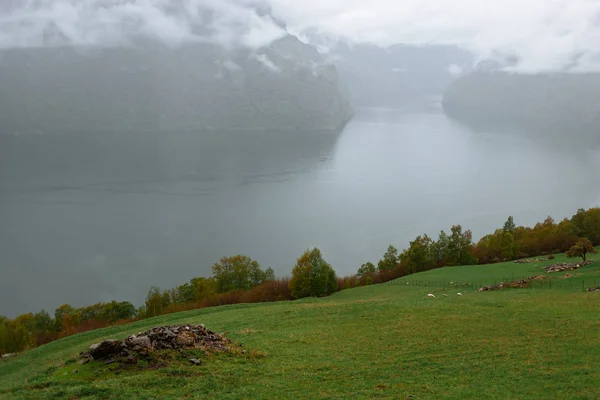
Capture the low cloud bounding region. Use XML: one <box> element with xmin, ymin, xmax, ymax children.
<box><xmin>447</xmin><ymin>64</ymin><xmax>463</xmax><ymax>76</ymax></box>
<box><xmin>1</xmin><ymin>0</ymin><xmax>599</xmax><ymax>72</ymax></box>
<box><xmin>0</xmin><ymin>0</ymin><xmax>286</xmax><ymax>49</ymax></box>
<box><xmin>267</xmin><ymin>0</ymin><xmax>600</xmax><ymax>73</ymax></box>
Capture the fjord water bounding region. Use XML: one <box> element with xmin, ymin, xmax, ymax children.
<box><xmin>1</xmin><ymin>105</ymin><xmax>598</xmax><ymax>316</ymax></box>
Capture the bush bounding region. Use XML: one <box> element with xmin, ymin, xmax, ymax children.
<box><xmin>289</xmin><ymin>248</ymin><xmax>338</xmax><ymax>299</ymax></box>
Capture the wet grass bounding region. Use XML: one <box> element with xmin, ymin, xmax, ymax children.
<box><xmin>1</xmin><ymin>255</ymin><xmax>600</xmax><ymax>399</ymax></box>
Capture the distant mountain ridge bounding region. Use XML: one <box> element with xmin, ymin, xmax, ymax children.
<box><xmin>442</xmin><ymin>69</ymin><xmax>600</xmax><ymax>139</ymax></box>
<box><xmin>321</xmin><ymin>41</ymin><xmax>473</xmax><ymax>107</ymax></box>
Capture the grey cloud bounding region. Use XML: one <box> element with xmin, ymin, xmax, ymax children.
<box><xmin>266</xmin><ymin>0</ymin><xmax>600</xmax><ymax>73</ymax></box>
<box><xmin>0</xmin><ymin>0</ymin><xmax>286</xmax><ymax>49</ymax></box>
<box><xmin>1</xmin><ymin>0</ymin><xmax>599</xmax><ymax>72</ymax></box>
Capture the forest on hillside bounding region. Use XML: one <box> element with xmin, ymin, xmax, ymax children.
<box><xmin>1</xmin><ymin>207</ymin><xmax>599</xmax><ymax>356</ymax></box>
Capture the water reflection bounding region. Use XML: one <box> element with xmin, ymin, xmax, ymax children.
<box><xmin>0</xmin><ymin>128</ymin><xmax>341</xmax><ymax>315</ymax></box>
<box><xmin>1</xmin><ymin>109</ymin><xmax>599</xmax><ymax>316</ymax></box>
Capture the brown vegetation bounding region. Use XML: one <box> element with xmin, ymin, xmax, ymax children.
<box><xmin>1</xmin><ymin>207</ymin><xmax>599</xmax><ymax>357</ymax></box>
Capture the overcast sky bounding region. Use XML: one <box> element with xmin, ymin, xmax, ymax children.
<box><xmin>1</xmin><ymin>0</ymin><xmax>599</xmax><ymax>72</ymax></box>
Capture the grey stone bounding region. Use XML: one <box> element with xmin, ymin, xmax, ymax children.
<box><xmin>89</xmin><ymin>340</ymin><xmax>122</xmax><ymax>360</ymax></box>
<box><xmin>129</xmin><ymin>335</ymin><xmax>152</xmax><ymax>350</ymax></box>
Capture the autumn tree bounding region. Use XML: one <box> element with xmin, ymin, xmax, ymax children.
<box><xmin>377</xmin><ymin>245</ymin><xmax>399</xmax><ymax>271</ymax></box>
<box><xmin>32</xmin><ymin>310</ymin><xmax>54</xmax><ymax>335</ymax></box>
<box><xmin>212</xmin><ymin>255</ymin><xmax>274</xmax><ymax>293</ymax></box>
<box><xmin>553</xmin><ymin>219</ymin><xmax>579</xmax><ymax>252</ymax></box>
<box><xmin>173</xmin><ymin>283</ymin><xmax>195</xmax><ymax>304</ymax></box>
<box><xmin>145</xmin><ymin>286</ymin><xmax>163</xmax><ymax>318</ymax></box>
<box><xmin>431</xmin><ymin>230</ymin><xmax>450</xmax><ymax>267</ymax></box>
<box><xmin>0</xmin><ymin>317</ymin><xmax>35</xmax><ymax>353</ymax></box>
<box><xmin>503</xmin><ymin>216</ymin><xmax>516</xmax><ymax>233</ymax></box>
<box><xmin>571</xmin><ymin>208</ymin><xmax>600</xmax><ymax>245</ymax></box>
<box><xmin>357</xmin><ymin>262</ymin><xmax>376</xmax><ymax>277</ymax></box>
<box><xmin>501</xmin><ymin>231</ymin><xmax>517</xmax><ymax>261</ymax></box>
<box><xmin>190</xmin><ymin>277</ymin><xmax>218</xmax><ymax>302</ymax></box>
<box><xmin>101</xmin><ymin>301</ymin><xmax>136</xmax><ymax>322</ymax></box>
<box><xmin>532</xmin><ymin>216</ymin><xmax>558</xmax><ymax>254</ymax></box>
<box><xmin>54</xmin><ymin>304</ymin><xmax>78</xmax><ymax>334</ymax></box>
<box><xmin>0</xmin><ymin>320</ymin><xmax>7</xmax><ymax>355</ymax></box>
<box><xmin>161</xmin><ymin>290</ymin><xmax>172</xmax><ymax>308</ymax></box>
<box><xmin>447</xmin><ymin>225</ymin><xmax>478</xmax><ymax>265</ymax></box>
<box><xmin>566</xmin><ymin>238</ymin><xmax>596</xmax><ymax>262</ymax></box>
<box><xmin>400</xmin><ymin>234</ymin><xmax>434</xmax><ymax>274</ymax></box>
<box><xmin>474</xmin><ymin>231</ymin><xmax>503</xmax><ymax>264</ymax></box>
<box><xmin>289</xmin><ymin>248</ymin><xmax>337</xmax><ymax>299</ymax></box>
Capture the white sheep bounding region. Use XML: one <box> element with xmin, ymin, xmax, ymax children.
<box><xmin>427</xmin><ymin>293</ymin><xmax>436</xmax><ymax>298</ymax></box>
<box><xmin>457</xmin><ymin>293</ymin><xmax>463</xmax><ymax>296</ymax></box>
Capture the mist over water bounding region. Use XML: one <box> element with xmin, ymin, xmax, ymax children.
<box><xmin>1</xmin><ymin>105</ymin><xmax>598</xmax><ymax>316</ymax></box>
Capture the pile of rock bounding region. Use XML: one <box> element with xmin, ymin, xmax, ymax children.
<box><xmin>514</xmin><ymin>258</ymin><xmax>548</xmax><ymax>264</ymax></box>
<box><xmin>544</xmin><ymin>261</ymin><xmax>594</xmax><ymax>273</ymax></box>
<box><xmin>83</xmin><ymin>324</ymin><xmax>231</xmax><ymax>362</ymax></box>
<box><xmin>587</xmin><ymin>286</ymin><xmax>600</xmax><ymax>292</ymax></box>
<box><xmin>478</xmin><ymin>278</ymin><xmax>531</xmax><ymax>292</ymax></box>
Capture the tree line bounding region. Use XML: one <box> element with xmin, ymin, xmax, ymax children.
<box><xmin>1</xmin><ymin>207</ymin><xmax>599</xmax><ymax>356</ymax></box>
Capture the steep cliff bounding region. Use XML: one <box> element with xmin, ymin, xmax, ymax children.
<box><xmin>0</xmin><ymin>35</ymin><xmax>353</xmax><ymax>134</ymax></box>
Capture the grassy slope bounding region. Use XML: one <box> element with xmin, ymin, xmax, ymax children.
<box><xmin>1</xmin><ymin>253</ymin><xmax>600</xmax><ymax>400</ymax></box>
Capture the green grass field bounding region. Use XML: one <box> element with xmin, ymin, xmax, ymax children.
<box><xmin>2</xmin><ymin>253</ymin><xmax>600</xmax><ymax>399</ymax></box>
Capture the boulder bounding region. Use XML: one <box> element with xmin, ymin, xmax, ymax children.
<box><xmin>88</xmin><ymin>340</ymin><xmax>122</xmax><ymax>360</ymax></box>
<box><xmin>127</xmin><ymin>335</ymin><xmax>152</xmax><ymax>351</ymax></box>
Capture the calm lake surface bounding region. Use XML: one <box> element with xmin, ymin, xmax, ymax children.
<box><xmin>1</xmin><ymin>105</ymin><xmax>599</xmax><ymax>316</ymax></box>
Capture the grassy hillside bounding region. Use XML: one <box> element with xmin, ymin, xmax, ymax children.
<box><xmin>2</xmin><ymin>254</ymin><xmax>600</xmax><ymax>399</ymax></box>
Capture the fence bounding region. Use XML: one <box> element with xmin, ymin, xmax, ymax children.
<box><xmin>388</xmin><ymin>277</ymin><xmax>599</xmax><ymax>292</ymax></box>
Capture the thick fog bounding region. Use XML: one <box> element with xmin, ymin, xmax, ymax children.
<box><xmin>2</xmin><ymin>0</ymin><xmax>599</xmax><ymax>72</ymax></box>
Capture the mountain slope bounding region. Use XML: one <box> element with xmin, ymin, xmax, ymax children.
<box><xmin>0</xmin><ymin>35</ymin><xmax>353</xmax><ymax>134</ymax></box>
<box><xmin>1</xmin><ymin>254</ymin><xmax>599</xmax><ymax>399</ymax></box>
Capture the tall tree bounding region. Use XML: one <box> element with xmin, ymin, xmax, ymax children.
<box><xmin>571</xmin><ymin>208</ymin><xmax>600</xmax><ymax>245</ymax></box>
<box><xmin>190</xmin><ymin>277</ymin><xmax>218</xmax><ymax>302</ymax></box>
<box><xmin>501</xmin><ymin>232</ymin><xmax>517</xmax><ymax>261</ymax></box>
<box><xmin>289</xmin><ymin>248</ymin><xmax>337</xmax><ymax>299</ymax></box>
<box><xmin>400</xmin><ymin>234</ymin><xmax>434</xmax><ymax>274</ymax></box>
<box><xmin>54</xmin><ymin>304</ymin><xmax>77</xmax><ymax>333</ymax></box>
<box><xmin>144</xmin><ymin>286</ymin><xmax>163</xmax><ymax>318</ymax></box>
<box><xmin>32</xmin><ymin>310</ymin><xmax>54</xmax><ymax>335</ymax></box>
<box><xmin>377</xmin><ymin>245</ymin><xmax>399</xmax><ymax>271</ymax></box>
<box><xmin>161</xmin><ymin>290</ymin><xmax>172</xmax><ymax>308</ymax></box>
<box><xmin>431</xmin><ymin>230</ymin><xmax>450</xmax><ymax>266</ymax></box>
<box><xmin>357</xmin><ymin>262</ymin><xmax>376</xmax><ymax>277</ymax></box>
<box><xmin>503</xmin><ymin>216</ymin><xmax>516</xmax><ymax>233</ymax></box>
<box><xmin>447</xmin><ymin>225</ymin><xmax>478</xmax><ymax>265</ymax></box>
